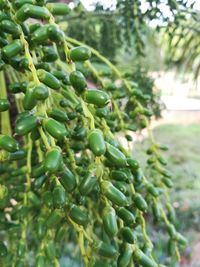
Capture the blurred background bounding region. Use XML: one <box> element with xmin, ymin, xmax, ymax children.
<box><xmin>55</xmin><ymin>0</ymin><xmax>200</xmax><ymax>266</ymax></box>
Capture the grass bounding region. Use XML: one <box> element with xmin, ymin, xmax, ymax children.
<box><xmin>134</xmin><ymin>123</ymin><xmax>200</xmax><ymax>266</ymax></box>
<box><xmin>152</xmin><ymin>124</ymin><xmax>200</xmax><ymax>190</ymax></box>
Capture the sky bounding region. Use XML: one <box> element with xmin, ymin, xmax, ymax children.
<box><xmin>80</xmin><ymin>0</ymin><xmax>117</xmax><ymax>10</ymax></box>
<box><xmin>80</xmin><ymin>0</ymin><xmax>200</xmax><ymax>11</ymax></box>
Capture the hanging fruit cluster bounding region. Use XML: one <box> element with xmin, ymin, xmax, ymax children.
<box><xmin>0</xmin><ymin>1</ymin><xmax>187</xmax><ymax>266</ymax></box>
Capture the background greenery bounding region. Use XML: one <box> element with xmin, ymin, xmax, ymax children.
<box><xmin>134</xmin><ymin>123</ymin><xmax>200</xmax><ymax>266</ymax></box>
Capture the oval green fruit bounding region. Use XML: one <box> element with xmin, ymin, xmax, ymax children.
<box><xmin>105</xmin><ymin>143</ymin><xmax>127</xmax><ymax>167</ymax></box>
<box><xmin>14</xmin><ymin>0</ymin><xmax>34</xmax><ymax>9</ymax></box>
<box><xmin>47</xmin><ymin>109</ymin><xmax>68</xmax><ymax>122</ymax></box>
<box><xmin>133</xmin><ymin>249</ymin><xmax>157</xmax><ymax>267</ymax></box>
<box><xmin>45</xmin><ymin>240</ymin><xmax>56</xmax><ymax>260</ymax></box>
<box><xmin>114</xmin><ymin>181</ymin><xmax>128</xmax><ymax>195</ymax></box>
<box><xmin>160</xmin><ymin>169</ymin><xmax>172</xmax><ymax>178</ymax></box>
<box><xmin>43</xmin><ymin>191</ymin><xmax>53</xmax><ymax>208</ymax></box>
<box><xmin>36</xmin><ymin>63</ymin><xmax>50</xmax><ymax>72</ymax></box>
<box><xmin>69</xmin><ymin>204</ymin><xmax>88</xmax><ymax>227</ymax></box>
<box><xmin>101</xmin><ymin>180</ymin><xmax>127</xmax><ymax>206</ymax></box>
<box><xmin>44</xmin><ymin>147</ymin><xmax>62</xmax><ymax>173</ymax></box>
<box><xmin>0</xmin><ymin>19</ymin><xmax>20</xmax><ymax>35</ymax></box>
<box><xmin>9</xmin><ymin>149</ymin><xmax>26</xmax><ymax>161</ymax></box>
<box><xmin>2</xmin><ymin>40</ymin><xmax>23</xmax><ymax>59</ymax></box>
<box><xmin>168</xmin><ymin>238</ymin><xmax>176</xmax><ymax>256</ymax></box>
<box><xmin>33</xmin><ymin>85</ymin><xmax>49</xmax><ymax>101</ymax></box>
<box><xmin>53</xmin><ymin>184</ymin><xmax>66</xmax><ymax>208</ymax></box>
<box><xmin>162</xmin><ymin>177</ymin><xmax>173</xmax><ymax>188</ymax></box>
<box><xmin>126</xmin><ymin>158</ymin><xmax>139</xmax><ymax>170</ymax></box>
<box><xmin>42</xmin><ymin>47</ymin><xmax>58</xmax><ymax>62</ymax></box>
<box><xmin>117</xmin><ymin>244</ymin><xmax>132</xmax><ymax>267</ymax></box>
<box><xmin>166</xmin><ymin>223</ymin><xmax>176</xmax><ymax>238</ymax></box>
<box><xmin>23</xmin><ymin>88</ymin><xmax>37</xmax><ymax>110</ymax></box>
<box><xmin>35</xmin><ymin>254</ymin><xmax>45</xmax><ymax>267</ymax></box>
<box><xmin>46</xmin><ymin>3</ymin><xmax>70</xmax><ymax>15</ymax></box>
<box><xmin>152</xmin><ymin>202</ymin><xmax>161</xmax><ymax>222</ymax></box>
<box><xmin>95</xmin><ymin>106</ymin><xmax>109</xmax><ymax>118</ymax></box>
<box><xmin>166</xmin><ymin>203</ymin><xmax>176</xmax><ymax>224</ymax></box>
<box><xmin>17</xmin><ymin>241</ymin><xmax>26</xmax><ymax>257</ymax></box>
<box><xmin>134</xmin><ymin>193</ymin><xmax>148</xmax><ymax>212</ymax></box>
<box><xmin>111</xmin><ymin>170</ymin><xmax>128</xmax><ymax>181</ymax></box>
<box><xmin>27</xmin><ymin>191</ymin><xmax>40</xmax><ymax>206</ymax></box>
<box><xmin>45</xmin><ymin>209</ymin><xmax>62</xmax><ymax>228</ymax></box>
<box><xmin>30</xmin><ymin>127</ymin><xmax>40</xmax><ymax>141</ymax></box>
<box><xmin>88</xmin><ymin>129</ymin><xmax>106</xmax><ymax>156</ymax></box>
<box><xmin>59</xmin><ymin>99</ymin><xmax>70</xmax><ymax>108</ymax></box>
<box><xmin>79</xmin><ymin>174</ymin><xmax>96</xmax><ymax>195</ymax></box>
<box><xmin>102</xmin><ymin>206</ymin><xmax>118</xmax><ymax>238</ymax></box>
<box><xmin>135</xmin><ymin>168</ymin><xmax>143</xmax><ymax>183</ymax></box>
<box><xmin>37</xmin><ymin>69</ymin><xmax>61</xmax><ymax>90</ymax></box>
<box><xmin>120</xmin><ymin>227</ymin><xmax>135</xmax><ymax>244</ymax></box>
<box><xmin>16</xmin><ymin>4</ymin><xmax>50</xmax><ymax>22</ymax></box>
<box><xmin>47</xmin><ymin>25</ymin><xmax>64</xmax><ymax>42</ymax></box>
<box><xmin>117</xmin><ymin>207</ymin><xmax>135</xmax><ymax>226</ymax></box>
<box><xmin>70</xmin><ymin>46</ymin><xmax>91</xmax><ymax>62</ymax></box>
<box><xmin>147</xmin><ymin>184</ymin><xmax>160</xmax><ymax>197</ymax></box>
<box><xmin>31</xmin><ymin>25</ymin><xmax>49</xmax><ymax>44</ymax></box>
<box><xmin>60</xmin><ymin>167</ymin><xmax>76</xmax><ymax>192</ymax></box>
<box><xmin>85</xmin><ymin>89</ymin><xmax>110</xmax><ymax>107</ymax></box>
<box><xmin>36</xmin><ymin>217</ymin><xmax>45</xmax><ymax>238</ymax></box>
<box><xmin>93</xmin><ymin>240</ymin><xmax>118</xmax><ymax>258</ymax></box>
<box><xmin>0</xmin><ymin>99</ymin><xmax>10</xmax><ymax>112</ymax></box>
<box><xmin>0</xmin><ymin>135</ymin><xmax>19</xmax><ymax>152</ymax></box>
<box><xmin>72</xmin><ymin>127</ymin><xmax>87</xmax><ymax>141</ymax></box>
<box><xmin>9</xmin><ymin>81</ymin><xmax>27</xmax><ymax>94</ymax></box>
<box><xmin>15</xmin><ymin>115</ymin><xmax>38</xmax><ymax>136</ymax></box>
<box><xmin>125</xmin><ymin>134</ymin><xmax>133</xmax><ymax>141</ymax></box>
<box><xmin>44</xmin><ymin>118</ymin><xmax>67</xmax><ymax>140</ymax></box>
<box><xmin>69</xmin><ymin>71</ymin><xmax>87</xmax><ymax>93</ymax></box>
<box><xmin>175</xmin><ymin>232</ymin><xmax>187</xmax><ymax>246</ymax></box>
<box><xmin>32</xmin><ymin>162</ymin><xmax>45</xmax><ymax>178</ymax></box>
<box><xmin>33</xmin><ymin>175</ymin><xmax>47</xmax><ymax>190</ymax></box>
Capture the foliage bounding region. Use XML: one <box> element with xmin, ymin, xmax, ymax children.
<box><xmin>0</xmin><ymin>1</ymin><xmax>188</xmax><ymax>267</ymax></box>
<box><xmin>164</xmin><ymin>4</ymin><xmax>200</xmax><ymax>79</ymax></box>
<box><xmin>66</xmin><ymin>4</ymin><xmax>119</xmax><ymax>61</ymax></box>
<box><xmin>123</xmin><ymin>66</ymin><xmax>164</xmax><ymax>118</ymax></box>
<box><xmin>66</xmin><ymin>0</ymin><xmax>193</xmax><ymax>57</ymax></box>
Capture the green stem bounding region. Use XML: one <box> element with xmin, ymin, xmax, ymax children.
<box><xmin>0</xmin><ymin>71</ymin><xmax>11</xmax><ymax>135</ymax></box>
<box><xmin>81</xmin><ymin>99</ymin><xmax>95</xmax><ymax>130</ymax></box>
<box><xmin>38</xmin><ymin>127</ymin><xmax>51</xmax><ymax>151</ymax></box>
